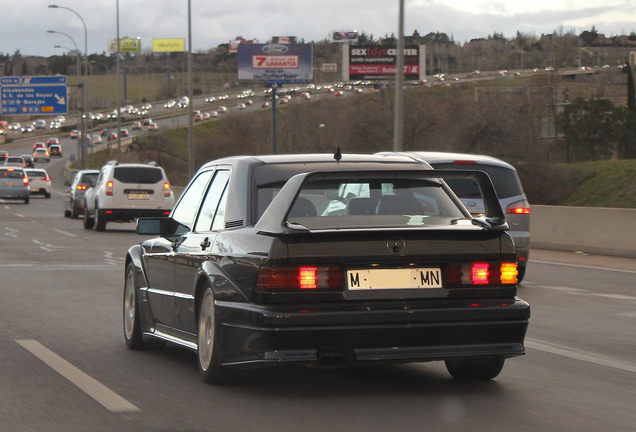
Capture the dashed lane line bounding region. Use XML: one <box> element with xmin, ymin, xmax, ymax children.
<box><xmin>16</xmin><ymin>340</ymin><xmax>140</xmax><ymax>414</ymax></box>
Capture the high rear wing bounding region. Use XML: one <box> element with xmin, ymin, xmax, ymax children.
<box><xmin>254</xmin><ymin>169</ymin><xmax>507</xmax><ymax>235</ymax></box>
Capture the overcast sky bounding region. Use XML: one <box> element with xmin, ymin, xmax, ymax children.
<box><xmin>3</xmin><ymin>0</ymin><xmax>635</xmax><ymax>57</ymax></box>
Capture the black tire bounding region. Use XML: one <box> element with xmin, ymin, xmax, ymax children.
<box><xmin>94</xmin><ymin>208</ymin><xmax>107</xmax><ymax>231</ymax></box>
<box><xmin>64</xmin><ymin>207</ymin><xmax>71</xmax><ymax>218</ymax></box>
<box><xmin>45</xmin><ymin>193</ymin><xmax>51</xmax><ymax>199</ymax></box>
<box><xmin>197</xmin><ymin>286</ymin><xmax>228</xmax><ymax>384</ymax></box>
<box><xmin>83</xmin><ymin>208</ymin><xmax>95</xmax><ymax>229</ymax></box>
<box><xmin>70</xmin><ymin>203</ymin><xmax>80</xmax><ymax>219</ymax></box>
<box><xmin>445</xmin><ymin>357</ymin><xmax>505</xmax><ymax>380</ymax></box>
<box><xmin>123</xmin><ymin>263</ymin><xmax>145</xmax><ymax>349</ymax></box>
<box><xmin>24</xmin><ymin>196</ymin><xmax>29</xmax><ymax>204</ymax></box>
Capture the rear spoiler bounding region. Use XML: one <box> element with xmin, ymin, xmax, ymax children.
<box><xmin>254</xmin><ymin>169</ymin><xmax>507</xmax><ymax>235</ymax></box>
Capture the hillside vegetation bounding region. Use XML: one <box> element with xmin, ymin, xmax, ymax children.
<box><xmin>87</xmin><ymin>72</ymin><xmax>635</xmax><ymax>209</ymax></box>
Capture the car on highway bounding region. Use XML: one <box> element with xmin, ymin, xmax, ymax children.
<box><xmin>131</xmin><ymin>122</ymin><xmax>142</xmax><ymax>130</ymax></box>
<box><xmin>4</xmin><ymin>156</ymin><xmax>26</xmax><ymax>168</ymax></box>
<box><xmin>64</xmin><ymin>169</ymin><xmax>100</xmax><ymax>218</ymax></box>
<box><xmin>378</xmin><ymin>151</ymin><xmax>531</xmax><ymax>281</ymax></box>
<box><xmin>49</xmin><ymin>144</ymin><xmax>63</xmax><ymax>157</ymax></box>
<box><xmin>123</xmin><ymin>153</ymin><xmax>529</xmax><ymax>384</ymax></box>
<box><xmin>0</xmin><ymin>150</ymin><xmax>8</xmax><ymax>163</ymax></box>
<box><xmin>21</xmin><ymin>154</ymin><xmax>35</xmax><ymax>168</ymax></box>
<box><xmin>147</xmin><ymin>122</ymin><xmax>158</xmax><ymax>131</ymax></box>
<box><xmin>25</xmin><ymin>168</ymin><xmax>52</xmax><ymax>198</ymax></box>
<box><xmin>33</xmin><ymin>142</ymin><xmax>46</xmax><ymax>151</ymax></box>
<box><xmin>84</xmin><ymin>161</ymin><xmax>175</xmax><ymax>231</ymax></box>
<box><xmin>46</xmin><ymin>137</ymin><xmax>59</xmax><ymax>147</ymax></box>
<box><xmin>120</xmin><ymin>129</ymin><xmax>129</xmax><ymax>137</ymax></box>
<box><xmin>70</xmin><ymin>129</ymin><xmax>81</xmax><ymax>139</ymax></box>
<box><xmin>0</xmin><ymin>166</ymin><xmax>30</xmax><ymax>204</ymax></box>
<box><xmin>33</xmin><ymin>148</ymin><xmax>50</xmax><ymax>163</ymax></box>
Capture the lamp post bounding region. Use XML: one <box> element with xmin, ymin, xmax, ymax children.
<box><xmin>49</xmin><ymin>4</ymin><xmax>89</xmax><ymax>169</ymax></box>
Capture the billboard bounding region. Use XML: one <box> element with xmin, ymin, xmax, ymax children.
<box><xmin>347</xmin><ymin>45</ymin><xmax>423</xmax><ymax>81</ymax></box>
<box><xmin>237</xmin><ymin>43</ymin><xmax>312</xmax><ymax>84</ymax></box>
<box><xmin>229</xmin><ymin>39</ymin><xmax>258</xmax><ymax>54</ymax></box>
<box><xmin>153</xmin><ymin>38</ymin><xmax>185</xmax><ymax>52</ymax></box>
<box><xmin>332</xmin><ymin>31</ymin><xmax>358</xmax><ymax>43</ymax></box>
<box><xmin>108</xmin><ymin>37</ymin><xmax>142</xmax><ymax>53</ymax></box>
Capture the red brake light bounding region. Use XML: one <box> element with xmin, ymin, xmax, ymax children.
<box><xmin>471</xmin><ymin>263</ymin><xmax>490</xmax><ymax>285</ymax></box>
<box><xmin>44</xmin><ymin>176</ymin><xmax>50</xmax><ymax>181</ymax></box>
<box><xmin>163</xmin><ymin>182</ymin><xmax>171</xmax><ymax>197</ymax></box>
<box><xmin>256</xmin><ymin>266</ymin><xmax>344</xmax><ymax>291</ymax></box>
<box><xmin>77</xmin><ymin>184</ymin><xmax>87</xmax><ymax>190</ymax></box>
<box><xmin>106</xmin><ymin>180</ymin><xmax>114</xmax><ymax>196</ymax></box>
<box><xmin>445</xmin><ymin>262</ymin><xmax>518</xmax><ymax>286</ymax></box>
<box><xmin>22</xmin><ymin>176</ymin><xmax>29</xmax><ymax>185</ymax></box>
<box><xmin>452</xmin><ymin>160</ymin><xmax>478</xmax><ymax>165</ymax></box>
<box><xmin>507</xmin><ymin>200</ymin><xmax>531</xmax><ymax>214</ymax></box>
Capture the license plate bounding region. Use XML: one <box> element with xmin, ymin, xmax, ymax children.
<box><xmin>30</xmin><ymin>186</ymin><xmax>38</xmax><ymax>191</ymax></box>
<box><xmin>128</xmin><ymin>193</ymin><xmax>150</xmax><ymax>200</ymax></box>
<box><xmin>347</xmin><ymin>268</ymin><xmax>442</xmax><ymax>290</ymax></box>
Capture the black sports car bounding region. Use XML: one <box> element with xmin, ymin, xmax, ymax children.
<box><xmin>124</xmin><ymin>153</ymin><xmax>530</xmax><ymax>383</ymax></box>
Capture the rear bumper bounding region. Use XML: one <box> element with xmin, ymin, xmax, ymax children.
<box><xmin>0</xmin><ymin>189</ymin><xmax>29</xmax><ymax>199</ymax></box>
<box><xmin>215</xmin><ymin>298</ymin><xmax>530</xmax><ymax>367</ymax></box>
<box><xmin>101</xmin><ymin>208</ymin><xmax>172</xmax><ymax>223</ymax></box>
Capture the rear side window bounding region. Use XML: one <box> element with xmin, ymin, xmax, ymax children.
<box><xmin>28</xmin><ymin>171</ymin><xmax>46</xmax><ymax>178</ymax></box>
<box><xmin>113</xmin><ymin>167</ymin><xmax>163</xmax><ymax>184</ymax></box>
<box><xmin>1</xmin><ymin>169</ymin><xmax>23</xmax><ymax>179</ymax></box>
<box><xmin>429</xmin><ymin>163</ymin><xmax>524</xmax><ymax>199</ymax></box>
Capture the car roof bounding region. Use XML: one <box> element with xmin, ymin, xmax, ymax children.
<box><xmin>382</xmin><ymin>151</ymin><xmax>516</xmax><ymax>170</ymax></box>
<box><xmin>200</xmin><ymin>153</ymin><xmax>431</xmax><ymax>171</ymax></box>
<box><xmin>26</xmin><ymin>168</ymin><xmax>47</xmax><ymax>174</ymax></box>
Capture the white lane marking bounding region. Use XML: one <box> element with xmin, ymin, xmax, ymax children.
<box><xmin>531</xmin><ymin>259</ymin><xmax>636</xmax><ymax>275</ymax></box>
<box><xmin>52</xmin><ymin>229</ymin><xmax>78</xmax><ymax>237</ymax></box>
<box><xmin>32</xmin><ymin>239</ymin><xmax>68</xmax><ymax>252</ymax></box>
<box><xmin>16</xmin><ymin>340</ymin><xmax>140</xmax><ymax>414</ymax></box>
<box><xmin>526</xmin><ymin>339</ymin><xmax>636</xmax><ymax>374</ymax></box>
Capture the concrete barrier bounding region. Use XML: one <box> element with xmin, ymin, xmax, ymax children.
<box><xmin>530</xmin><ymin>205</ymin><xmax>636</xmax><ymax>259</ymax></box>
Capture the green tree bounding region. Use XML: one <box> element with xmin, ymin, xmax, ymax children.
<box><xmin>558</xmin><ymin>98</ymin><xmax>621</xmax><ymax>162</ymax></box>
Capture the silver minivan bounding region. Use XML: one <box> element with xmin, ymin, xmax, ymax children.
<box><xmin>379</xmin><ymin>151</ymin><xmax>530</xmax><ymax>282</ymax></box>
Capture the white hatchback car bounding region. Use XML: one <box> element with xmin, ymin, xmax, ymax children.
<box><xmin>25</xmin><ymin>168</ymin><xmax>52</xmax><ymax>198</ymax></box>
<box><xmin>83</xmin><ymin>162</ymin><xmax>175</xmax><ymax>231</ymax></box>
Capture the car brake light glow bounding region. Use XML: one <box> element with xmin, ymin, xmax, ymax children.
<box><xmin>22</xmin><ymin>176</ymin><xmax>29</xmax><ymax>185</ymax></box>
<box><xmin>299</xmin><ymin>267</ymin><xmax>317</xmax><ymax>289</ymax></box>
<box><xmin>449</xmin><ymin>261</ymin><xmax>518</xmax><ymax>286</ymax></box>
<box><xmin>507</xmin><ymin>200</ymin><xmax>531</xmax><ymax>214</ymax></box>
<box><xmin>106</xmin><ymin>181</ymin><xmax>114</xmax><ymax>196</ymax></box>
<box><xmin>77</xmin><ymin>184</ymin><xmax>87</xmax><ymax>190</ymax></box>
<box><xmin>256</xmin><ymin>266</ymin><xmax>344</xmax><ymax>291</ymax></box>
<box><xmin>452</xmin><ymin>160</ymin><xmax>478</xmax><ymax>165</ymax></box>
<box><xmin>471</xmin><ymin>263</ymin><xmax>490</xmax><ymax>285</ymax></box>
<box><xmin>164</xmin><ymin>182</ymin><xmax>171</xmax><ymax>197</ymax></box>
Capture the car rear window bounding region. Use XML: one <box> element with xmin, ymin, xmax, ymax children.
<box><xmin>113</xmin><ymin>167</ymin><xmax>163</xmax><ymax>184</ymax></box>
<box><xmin>1</xmin><ymin>169</ymin><xmax>24</xmax><ymax>179</ymax></box>
<box><xmin>429</xmin><ymin>163</ymin><xmax>524</xmax><ymax>199</ymax></box>
<box><xmin>27</xmin><ymin>171</ymin><xmax>46</xmax><ymax>178</ymax></box>
<box><xmin>80</xmin><ymin>173</ymin><xmax>98</xmax><ymax>185</ymax></box>
<box><xmin>260</xmin><ymin>177</ymin><xmax>469</xmax><ymax>229</ymax></box>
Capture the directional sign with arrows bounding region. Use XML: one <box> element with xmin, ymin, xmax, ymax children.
<box><xmin>1</xmin><ymin>76</ymin><xmax>68</xmax><ymax>115</ymax></box>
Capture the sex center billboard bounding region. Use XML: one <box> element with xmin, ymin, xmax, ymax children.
<box><xmin>238</xmin><ymin>43</ymin><xmax>313</xmax><ymax>84</ymax></box>
<box><xmin>346</xmin><ymin>45</ymin><xmax>425</xmax><ymax>81</ymax></box>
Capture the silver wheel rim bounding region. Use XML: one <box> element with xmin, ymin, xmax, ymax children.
<box><xmin>124</xmin><ymin>270</ymin><xmax>136</xmax><ymax>340</ymax></box>
<box><xmin>198</xmin><ymin>289</ymin><xmax>214</xmax><ymax>371</ymax></box>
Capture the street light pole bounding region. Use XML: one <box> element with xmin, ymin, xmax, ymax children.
<box><xmin>393</xmin><ymin>0</ymin><xmax>405</xmax><ymax>152</ymax></box>
<box><xmin>49</xmin><ymin>4</ymin><xmax>89</xmax><ymax>169</ymax></box>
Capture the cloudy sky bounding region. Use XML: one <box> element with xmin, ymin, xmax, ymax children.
<box><xmin>3</xmin><ymin>0</ymin><xmax>635</xmax><ymax>57</ymax></box>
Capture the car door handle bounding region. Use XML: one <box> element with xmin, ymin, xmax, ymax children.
<box><xmin>200</xmin><ymin>237</ymin><xmax>211</xmax><ymax>251</ymax></box>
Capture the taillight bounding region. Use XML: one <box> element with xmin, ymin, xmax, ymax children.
<box><xmin>256</xmin><ymin>266</ymin><xmax>344</xmax><ymax>291</ymax></box>
<box><xmin>77</xmin><ymin>184</ymin><xmax>87</xmax><ymax>190</ymax></box>
<box><xmin>445</xmin><ymin>262</ymin><xmax>518</xmax><ymax>286</ymax></box>
<box><xmin>106</xmin><ymin>180</ymin><xmax>114</xmax><ymax>196</ymax></box>
<box><xmin>44</xmin><ymin>176</ymin><xmax>50</xmax><ymax>181</ymax></box>
<box><xmin>507</xmin><ymin>200</ymin><xmax>530</xmax><ymax>214</ymax></box>
<box><xmin>22</xmin><ymin>176</ymin><xmax>29</xmax><ymax>185</ymax></box>
<box><xmin>163</xmin><ymin>182</ymin><xmax>171</xmax><ymax>197</ymax></box>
